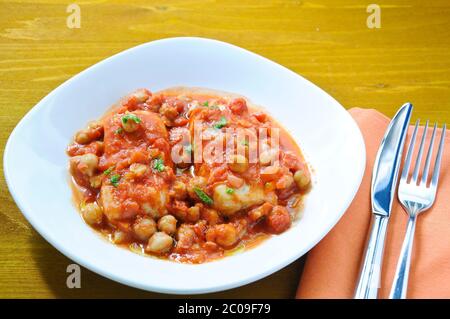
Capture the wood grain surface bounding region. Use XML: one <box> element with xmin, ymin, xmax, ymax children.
<box><xmin>0</xmin><ymin>0</ymin><xmax>449</xmax><ymax>298</ymax></box>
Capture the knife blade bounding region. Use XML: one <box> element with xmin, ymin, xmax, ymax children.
<box><xmin>354</xmin><ymin>102</ymin><xmax>412</xmax><ymax>299</ymax></box>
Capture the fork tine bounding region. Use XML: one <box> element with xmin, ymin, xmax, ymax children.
<box><xmin>421</xmin><ymin>122</ymin><xmax>437</xmax><ymax>185</ymax></box>
<box><xmin>411</xmin><ymin>120</ymin><xmax>429</xmax><ymax>183</ymax></box>
<box><xmin>401</xmin><ymin>120</ymin><xmax>420</xmax><ymax>181</ymax></box>
<box><xmin>430</xmin><ymin>124</ymin><xmax>446</xmax><ymax>189</ymax></box>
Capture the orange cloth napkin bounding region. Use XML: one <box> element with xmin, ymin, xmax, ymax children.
<box><xmin>296</xmin><ymin>107</ymin><xmax>450</xmax><ymax>299</ymax></box>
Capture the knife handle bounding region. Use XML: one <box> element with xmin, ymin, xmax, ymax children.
<box><xmin>354</xmin><ymin>214</ymin><xmax>389</xmax><ymax>299</ymax></box>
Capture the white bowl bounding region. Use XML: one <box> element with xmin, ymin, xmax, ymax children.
<box><xmin>3</xmin><ymin>37</ymin><xmax>365</xmax><ymax>294</ymax></box>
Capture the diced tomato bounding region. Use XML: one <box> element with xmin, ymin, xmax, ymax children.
<box><xmin>129</xmin><ymin>149</ymin><xmax>149</xmax><ymax>164</ymax></box>
<box><xmin>173</xmin><ymin>117</ymin><xmax>189</xmax><ymax>126</ymax></box>
<box><xmin>147</xmin><ymin>94</ymin><xmax>163</xmax><ymax>112</ymax></box>
<box><xmin>266</xmin><ymin>206</ymin><xmax>291</xmax><ymax>234</ymax></box>
<box><xmin>168</xmin><ymin>200</ymin><xmax>189</xmax><ymax>221</ymax></box>
<box><xmin>253</xmin><ymin>112</ymin><xmax>267</xmax><ymax>122</ymax></box>
<box><xmin>260</xmin><ymin>166</ymin><xmax>282</xmax><ymax>182</ymax></box>
<box><xmin>207</xmin><ymin>165</ymin><xmax>228</xmax><ymax>184</ymax></box>
<box><xmin>282</xmin><ymin>152</ymin><xmax>301</xmax><ymax>171</ymax></box>
<box><xmin>229</xmin><ymin>98</ymin><xmax>248</xmax><ymax>115</ymax></box>
<box><xmin>123</xmin><ymin>96</ymin><xmax>138</xmax><ymax>111</ymax></box>
<box><xmin>248</xmin><ymin>202</ymin><xmax>273</xmax><ymax>222</ymax></box>
<box><xmin>67</xmin><ymin>141</ymin><xmax>103</xmax><ymax>157</ymax></box>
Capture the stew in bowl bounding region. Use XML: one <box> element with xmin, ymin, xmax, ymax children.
<box><xmin>67</xmin><ymin>87</ymin><xmax>311</xmax><ymax>263</ymax></box>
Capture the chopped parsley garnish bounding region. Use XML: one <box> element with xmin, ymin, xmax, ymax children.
<box><xmin>103</xmin><ymin>166</ymin><xmax>115</xmax><ymax>175</ymax></box>
<box><xmin>110</xmin><ymin>174</ymin><xmax>121</xmax><ymax>187</ymax></box>
<box><xmin>203</xmin><ymin>101</ymin><xmax>209</xmax><ymax>107</ymax></box>
<box><xmin>121</xmin><ymin>113</ymin><xmax>141</xmax><ymax>125</ymax></box>
<box><xmin>153</xmin><ymin>158</ymin><xmax>165</xmax><ymax>172</ymax></box>
<box><xmin>114</xmin><ymin>128</ymin><xmax>123</xmax><ymax>134</ymax></box>
<box><xmin>213</xmin><ymin>116</ymin><xmax>227</xmax><ymax>129</ymax></box>
<box><xmin>225</xmin><ymin>187</ymin><xmax>235</xmax><ymax>194</ymax></box>
<box><xmin>194</xmin><ymin>187</ymin><xmax>213</xmax><ymax>205</ymax></box>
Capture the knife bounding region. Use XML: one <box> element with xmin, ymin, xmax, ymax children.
<box><xmin>354</xmin><ymin>103</ymin><xmax>412</xmax><ymax>299</ymax></box>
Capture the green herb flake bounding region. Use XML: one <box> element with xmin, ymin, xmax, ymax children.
<box><xmin>110</xmin><ymin>174</ymin><xmax>121</xmax><ymax>187</ymax></box>
<box><xmin>103</xmin><ymin>166</ymin><xmax>115</xmax><ymax>175</ymax></box>
<box><xmin>114</xmin><ymin>128</ymin><xmax>124</xmax><ymax>134</ymax></box>
<box><xmin>213</xmin><ymin>116</ymin><xmax>227</xmax><ymax>129</ymax></box>
<box><xmin>153</xmin><ymin>158</ymin><xmax>165</xmax><ymax>172</ymax></box>
<box><xmin>202</xmin><ymin>101</ymin><xmax>209</xmax><ymax>107</ymax></box>
<box><xmin>194</xmin><ymin>187</ymin><xmax>213</xmax><ymax>205</ymax></box>
<box><xmin>121</xmin><ymin>113</ymin><xmax>141</xmax><ymax>125</ymax></box>
<box><xmin>225</xmin><ymin>187</ymin><xmax>235</xmax><ymax>194</ymax></box>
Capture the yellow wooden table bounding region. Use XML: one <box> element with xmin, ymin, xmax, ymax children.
<box><xmin>1</xmin><ymin>0</ymin><xmax>449</xmax><ymax>298</ymax></box>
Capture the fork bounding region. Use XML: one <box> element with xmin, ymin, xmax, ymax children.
<box><xmin>389</xmin><ymin>120</ymin><xmax>446</xmax><ymax>299</ymax></box>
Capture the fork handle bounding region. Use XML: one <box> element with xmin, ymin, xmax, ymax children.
<box><xmin>354</xmin><ymin>214</ymin><xmax>389</xmax><ymax>299</ymax></box>
<box><xmin>389</xmin><ymin>215</ymin><xmax>417</xmax><ymax>299</ymax></box>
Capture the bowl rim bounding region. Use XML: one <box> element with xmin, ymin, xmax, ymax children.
<box><xmin>3</xmin><ymin>36</ymin><xmax>366</xmax><ymax>294</ymax></box>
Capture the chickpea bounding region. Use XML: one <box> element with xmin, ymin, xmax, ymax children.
<box><xmin>160</xmin><ymin>102</ymin><xmax>179</xmax><ymax>120</ymax></box>
<box><xmin>121</xmin><ymin>113</ymin><xmax>141</xmax><ymax>133</ymax></box>
<box><xmin>141</xmin><ymin>202</ymin><xmax>162</xmax><ymax>219</ymax></box>
<box><xmin>201</xmin><ymin>208</ymin><xmax>220</xmax><ymax>225</ymax></box>
<box><xmin>112</xmin><ymin>230</ymin><xmax>130</xmax><ymax>244</ymax></box>
<box><xmin>227</xmin><ymin>174</ymin><xmax>244</xmax><ymax>188</ymax></box>
<box><xmin>294</xmin><ymin>168</ymin><xmax>311</xmax><ymax>190</ymax></box>
<box><xmin>276</xmin><ymin>174</ymin><xmax>294</xmax><ymax>189</ymax></box>
<box><xmin>75</xmin><ymin>121</ymin><xmax>103</xmax><ymax>144</ymax></box>
<box><xmin>157</xmin><ymin>215</ymin><xmax>177</xmax><ymax>235</ymax></box>
<box><xmin>169</xmin><ymin>200</ymin><xmax>189</xmax><ymax>221</ymax></box>
<box><xmin>87</xmin><ymin>120</ymin><xmax>102</xmax><ymax>131</ymax></box>
<box><xmin>75</xmin><ymin>130</ymin><xmax>90</xmax><ymax>144</ymax></box>
<box><xmin>171</xmin><ymin>180</ymin><xmax>187</xmax><ymax>200</ymax></box>
<box><xmin>204</xmin><ymin>241</ymin><xmax>219</xmax><ymax>252</ymax></box>
<box><xmin>187</xmin><ymin>176</ymin><xmax>207</xmax><ymax>200</ymax></box>
<box><xmin>79</xmin><ymin>153</ymin><xmax>99</xmax><ymax>176</ymax></box>
<box><xmin>71</xmin><ymin>153</ymin><xmax>99</xmax><ymax>177</ymax></box>
<box><xmin>129</xmin><ymin>163</ymin><xmax>148</xmax><ymax>177</ymax></box>
<box><xmin>132</xmin><ymin>89</ymin><xmax>150</xmax><ymax>103</ymax></box>
<box><xmin>148</xmin><ymin>95</ymin><xmax>163</xmax><ymax>112</ymax></box>
<box><xmin>176</xmin><ymin>225</ymin><xmax>196</xmax><ymax>250</ymax></box>
<box><xmin>81</xmin><ymin>202</ymin><xmax>103</xmax><ymax>225</ymax></box>
<box><xmin>228</xmin><ymin>154</ymin><xmax>249</xmax><ymax>173</ymax></box>
<box><xmin>266</xmin><ymin>205</ymin><xmax>291</xmax><ymax>234</ymax></box>
<box><xmin>248</xmin><ymin>202</ymin><xmax>273</xmax><ymax>222</ymax></box>
<box><xmin>133</xmin><ymin>217</ymin><xmax>157</xmax><ymax>241</ymax></box>
<box><xmin>206</xmin><ymin>224</ymin><xmax>238</xmax><ymax>248</ymax></box>
<box><xmin>260</xmin><ymin>165</ymin><xmax>280</xmax><ymax>182</ymax></box>
<box><xmin>186</xmin><ymin>205</ymin><xmax>201</xmax><ymax>222</ymax></box>
<box><xmin>146</xmin><ymin>232</ymin><xmax>173</xmax><ymax>253</ymax></box>
<box><xmin>259</xmin><ymin>149</ymin><xmax>279</xmax><ymax>166</ymax></box>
